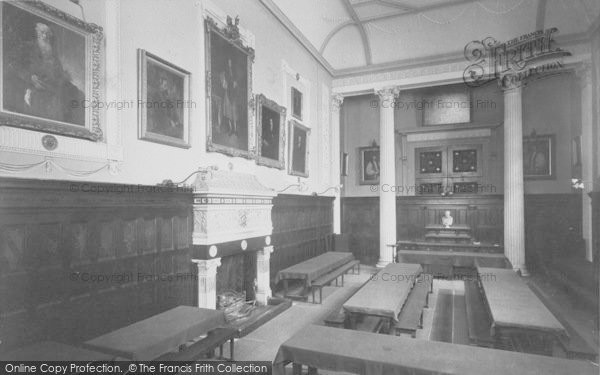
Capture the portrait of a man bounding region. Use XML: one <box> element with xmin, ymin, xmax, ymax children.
<box><xmin>2</xmin><ymin>3</ymin><xmax>86</xmax><ymax>126</ymax></box>
<box><xmin>260</xmin><ymin>107</ymin><xmax>280</xmax><ymax>161</ymax></box>
<box><xmin>523</xmin><ymin>134</ymin><xmax>554</xmax><ymax>179</ymax></box>
<box><xmin>291</xmin><ymin>87</ymin><xmax>303</xmax><ymax>120</ymax></box>
<box><xmin>289</xmin><ymin>120</ymin><xmax>309</xmax><ymax>177</ymax></box>
<box><xmin>360</xmin><ymin>147</ymin><xmax>380</xmax><ymax>184</ymax></box>
<box><xmin>138</xmin><ymin>50</ymin><xmax>190</xmax><ymax>148</ymax></box>
<box><xmin>206</xmin><ymin>16</ymin><xmax>253</xmax><ymax>158</ymax></box>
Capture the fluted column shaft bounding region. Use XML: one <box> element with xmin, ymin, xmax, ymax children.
<box><xmin>376</xmin><ymin>87</ymin><xmax>399</xmax><ymax>267</ymax></box>
<box><xmin>502</xmin><ymin>79</ymin><xmax>528</xmax><ymax>276</ymax></box>
<box><xmin>331</xmin><ymin>95</ymin><xmax>344</xmax><ymax>234</ymax></box>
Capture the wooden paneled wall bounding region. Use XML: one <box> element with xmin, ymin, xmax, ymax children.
<box><xmin>342</xmin><ymin>194</ymin><xmax>583</xmax><ymax>265</ymax></box>
<box><xmin>0</xmin><ymin>178</ymin><xmax>194</xmax><ymax>351</ymax></box>
<box><xmin>270</xmin><ymin>195</ymin><xmax>334</xmax><ymax>283</ymax></box>
<box><xmin>592</xmin><ymin>192</ymin><xmax>599</xmax><ymax>263</ymax></box>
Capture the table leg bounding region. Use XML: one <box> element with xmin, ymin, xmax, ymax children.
<box><xmin>292</xmin><ymin>364</ymin><xmax>302</xmax><ymax>375</ymax></box>
<box><xmin>219</xmin><ymin>344</ymin><xmax>223</xmax><ymax>359</ymax></box>
<box><xmin>283</xmin><ymin>280</ymin><xmax>289</xmax><ymax>296</ymax></box>
<box><xmin>308</xmin><ymin>367</ymin><xmax>318</xmax><ymax>375</ymax></box>
<box><xmin>230</xmin><ymin>338</ymin><xmax>235</xmax><ymax>360</ymax></box>
<box><xmin>348</xmin><ymin>313</ymin><xmax>357</xmax><ymax>329</ymax></box>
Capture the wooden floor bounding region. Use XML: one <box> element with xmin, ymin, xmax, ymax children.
<box><xmin>427</xmin><ymin>283</ymin><xmax>469</xmax><ymax>345</ymax></box>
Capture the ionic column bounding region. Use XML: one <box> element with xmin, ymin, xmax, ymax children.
<box><xmin>255</xmin><ymin>245</ymin><xmax>273</xmax><ymax>305</ymax></box>
<box><xmin>376</xmin><ymin>87</ymin><xmax>399</xmax><ymax>267</ymax></box>
<box><xmin>501</xmin><ymin>75</ymin><xmax>528</xmax><ymax>276</ymax></box>
<box><xmin>576</xmin><ymin>63</ymin><xmax>594</xmax><ymax>261</ymax></box>
<box><xmin>192</xmin><ymin>257</ymin><xmax>221</xmax><ymax>309</ymax></box>
<box><xmin>331</xmin><ymin>94</ymin><xmax>344</xmax><ymax>234</ymax></box>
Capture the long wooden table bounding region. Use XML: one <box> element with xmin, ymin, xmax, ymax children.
<box><xmin>343</xmin><ymin>263</ymin><xmax>422</xmax><ymax>329</ymax></box>
<box><xmin>477</xmin><ymin>267</ymin><xmax>567</xmax><ymax>352</ymax></box>
<box><xmin>273</xmin><ymin>325</ymin><xmax>597</xmax><ymax>375</ymax></box>
<box><xmin>275</xmin><ymin>252</ymin><xmax>355</xmax><ymax>295</ymax></box>
<box><xmin>0</xmin><ymin>341</ymin><xmax>116</xmax><ymax>361</ymax></box>
<box><xmin>84</xmin><ymin>306</ymin><xmax>226</xmax><ymax>360</ymax></box>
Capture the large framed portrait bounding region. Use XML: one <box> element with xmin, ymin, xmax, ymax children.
<box><xmin>359</xmin><ymin>146</ymin><xmax>380</xmax><ymax>185</ymax></box>
<box><xmin>256</xmin><ymin>94</ymin><xmax>286</xmax><ymax>169</ymax></box>
<box><xmin>138</xmin><ymin>50</ymin><xmax>190</xmax><ymax>148</ymax></box>
<box><xmin>523</xmin><ymin>134</ymin><xmax>555</xmax><ymax>180</ymax></box>
<box><xmin>205</xmin><ymin>16</ymin><xmax>255</xmax><ymax>158</ymax></box>
<box><xmin>0</xmin><ymin>1</ymin><xmax>103</xmax><ymax>141</ymax></box>
<box><xmin>288</xmin><ymin>120</ymin><xmax>310</xmax><ymax>177</ymax></box>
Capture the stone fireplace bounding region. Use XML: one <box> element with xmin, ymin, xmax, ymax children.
<box><xmin>191</xmin><ymin>168</ymin><xmax>276</xmax><ymax>309</ymax></box>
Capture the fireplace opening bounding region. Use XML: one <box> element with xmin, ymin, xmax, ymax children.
<box><xmin>216</xmin><ymin>251</ymin><xmax>258</xmax><ymax>322</ymax></box>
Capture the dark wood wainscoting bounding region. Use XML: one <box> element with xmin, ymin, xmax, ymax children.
<box><xmin>0</xmin><ymin>178</ymin><xmax>194</xmax><ymax>351</ymax></box>
<box><xmin>342</xmin><ymin>195</ymin><xmax>504</xmax><ymax>264</ymax></box>
<box><xmin>270</xmin><ymin>195</ymin><xmax>334</xmax><ymax>285</ymax></box>
<box><xmin>342</xmin><ymin>194</ymin><xmax>585</xmax><ymax>267</ymax></box>
<box><xmin>592</xmin><ymin>192</ymin><xmax>599</xmax><ymax>263</ymax></box>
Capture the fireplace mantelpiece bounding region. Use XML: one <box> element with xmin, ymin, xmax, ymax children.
<box><xmin>190</xmin><ymin>169</ymin><xmax>276</xmax><ymax>307</ymax></box>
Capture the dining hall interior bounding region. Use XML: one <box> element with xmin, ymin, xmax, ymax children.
<box><xmin>0</xmin><ymin>0</ymin><xmax>598</xmax><ymax>373</ymax></box>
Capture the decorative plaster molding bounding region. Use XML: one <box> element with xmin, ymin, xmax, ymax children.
<box><xmin>406</xmin><ymin>128</ymin><xmax>492</xmax><ymax>143</ymax></box>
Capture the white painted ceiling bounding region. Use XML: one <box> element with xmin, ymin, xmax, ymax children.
<box><xmin>270</xmin><ymin>0</ymin><xmax>600</xmax><ymax>74</ymax></box>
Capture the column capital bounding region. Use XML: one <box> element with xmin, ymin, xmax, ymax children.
<box><xmin>192</xmin><ymin>257</ymin><xmax>221</xmax><ymax>276</ymax></box>
<box><xmin>575</xmin><ymin>61</ymin><xmax>592</xmax><ymax>86</ymax></box>
<box><xmin>331</xmin><ymin>94</ymin><xmax>344</xmax><ymax>111</ymax></box>
<box><xmin>375</xmin><ymin>86</ymin><xmax>400</xmax><ymax>101</ymax></box>
<box><xmin>499</xmin><ymin>73</ymin><xmax>525</xmax><ymax>92</ymax></box>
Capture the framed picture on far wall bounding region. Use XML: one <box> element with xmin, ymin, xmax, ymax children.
<box><xmin>205</xmin><ymin>16</ymin><xmax>255</xmax><ymax>158</ymax></box>
<box><xmin>289</xmin><ymin>120</ymin><xmax>310</xmax><ymax>177</ymax></box>
<box><xmin>256</xmin><ymin>94</ymin><xmax>286</xmax><ymax>169</ymax></box>
<box><xmin>138</xmin><ymin>50</ymin><xmax>190</xmax><ymax>148</ymax></box>
<box><xmin>291</xmin><ymin>87</ymin><xmax>303</xmax><ymax>120</ymax></box>
<box><xmin>523</xmin><ymin>134</ymin><xmax>555</xmax><ymax>180</ymax></box>
<box><xmin>359</xmin><ymin>146</ymin><xmax>380</xmax><ymax>185</ymax></box>
<box><xmin>0</xmin><ymin>1</ymin><xmax>103</xmax><ymax>141</ymax></box>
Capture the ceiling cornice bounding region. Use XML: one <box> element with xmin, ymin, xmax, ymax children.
<box><xmin>258</xmin><ymin>0</ymin><xmax>334</xmax><ymax>75</ymax></box>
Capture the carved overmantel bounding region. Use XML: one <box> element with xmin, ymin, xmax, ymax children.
<box><xmin>190</xmin><ymin>168</ymin><xmax>276</xmax><ymax>307</ymax></box>
<box><xmin>192</xmin><ymin>168</ymin><xmax>277</xmax><ymax>258</ymax></box>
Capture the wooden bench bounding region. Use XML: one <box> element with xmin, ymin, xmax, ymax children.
<box><xmin>393</xmin><ymin>277</ymin><xmax>432</xmax><ymax>337</ymax></box>
<box><xmin>311</xmin><ymin>260</ymin><xmax>360</xmax><ymax>304</ymax></box>
<box><xmin>464</xmin><ymin>280</ymin><xmax>495</xmax><ymax>347</ymax></box>
<box><xmin>156</xmin><ymin>327</ymin><xmax>237</xmax><ymax>361</ymax></box>
<box><xmin>324</xmin><ymin>311</ymin><xmax>346</xmax><ymax>328</ymax></box>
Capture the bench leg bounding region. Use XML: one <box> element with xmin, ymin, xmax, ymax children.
<box><xmin>335</xmin><ymin>277</ymin><xmax>338</xmax><ymax>287</ymax></box>
<box><xmin>319</xmin><ymin>288</ymin><xmax>323</xmax><ymax>304</ymax></box>
<box><xmin>283</xmin><ymin>280</ymin><xmax>289</xmax><ymax>296</ymax></box>
<box><xmin>341</xmin><ymin>274</ymin><xmax>344</xmax><ymax>286</ymax></box>
<box><xmin>312</xmin><ymin>288</ymin><xmax>315</xmax><ymax>304</ymax></box>
<box><xmin>230</xmin><ymin>338</ymin><xmax>235</xmax><ymax>360</ymax></box>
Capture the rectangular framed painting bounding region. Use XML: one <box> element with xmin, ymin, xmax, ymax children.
<box><xmin>359</xmin><ymin>146</ymin><xmax>380</xmax><ymax>185</ymax></box>
<box><xmin>291</xmin><ymin>86</ymin><xmax>303</xmax><ymax>121</ymax></box>
<box><xmin>205</xmin><ymin>16</ymin><xmax>255</xmax><ymax>158</ymax></box>
<box><xmin>288</xmin><ymin>119</ymin><xmax>310</xmax><ymax>177</ymax></box>
<box><xmin>523</xmin><ymin>134</ymin><xmax>555</xmax><ymax>180</ymax></box>
<box><xmin>256</xmin><ymin>94</ymin><xmax>286</xmax><ymax>169</ymax></box>
<box><xmin>138</xmin><ymin>49</ymin><xmax>190</xmax><ymax>148</ymax></box>
<box><xmin>0</xmin><ymin>1</ymin><xmax>103</xmax><ymax>141</ymax></box>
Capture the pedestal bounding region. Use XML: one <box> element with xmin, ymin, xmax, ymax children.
<box><xmin>256</xmin><ymin>246</ymin><xmax>273</xmax><ymax>305</ymax></box>
<box><xmin>192</xmin><ymin>257</ymin><xmax>221</xmax><ymax>309</ymax></box>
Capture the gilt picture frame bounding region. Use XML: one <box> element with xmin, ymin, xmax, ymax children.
<box><xmin>0</xmin><ymin>1</ymin><xmax>103</xmax><ymax>141</ymax></box>
<box><xmin>288</xmin><ymin>119</ymin><xmax>309</xmax><ymax>177</ymax></box>
<box><xmin>205</xmin><ymin>16</ymin><xmax>255</xmax><ymax>158</ymax></box>
<box><xmin>256</xmin><ymin>94</ymin><xmax>286</xmax><ymax>169</ymax></box>
<box><xmin>138</xmin><ymin>49</ymin><xmax>190</xmax><ymax>148</ymax></box>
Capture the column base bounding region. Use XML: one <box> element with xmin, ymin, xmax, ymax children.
<box><xmin>255</xmin><ymin>290</ymin><xmax>272</xmax><ymax>306</ymax></box>
<box><xmin>376</xmin><ymin>259</ymin><xmax>391</xmax><ymax>268</ymax></box>
<box><xmin>514</xmin><ymin>265</ymin><xmax>530</xmax><ymax>277</ymax></box>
